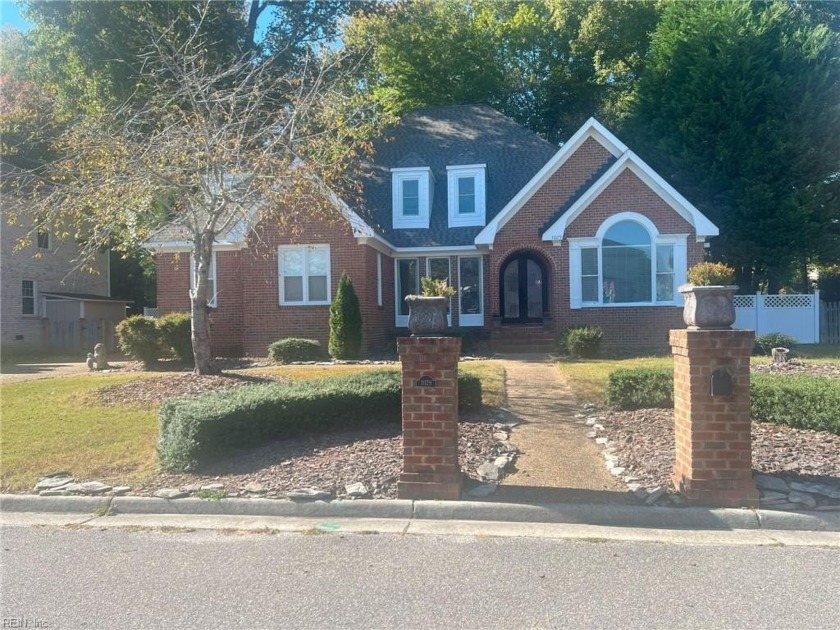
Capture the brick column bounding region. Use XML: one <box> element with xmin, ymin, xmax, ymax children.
<box><xmin>670</xmin><ymin>329</ymin><xmax>758</xmax><ymax>508</ymax></box>
<box><xmin>397</xmin><ymin>336</ymin><xmax>462</xmax><ymax>500</ymax></box>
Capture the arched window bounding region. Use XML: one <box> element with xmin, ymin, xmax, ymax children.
<box><xmin>570</xmin><ymin>214</ymin><xmax>687</xmax><ymax>308</ymax></box>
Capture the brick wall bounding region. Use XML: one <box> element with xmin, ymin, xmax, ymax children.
<box><xmin>155</xmin><ymin>216</ymin><xmax>393</xmax><ymax>357</ymax></box>
<box><xmin>489</xmin><ymin>141</ymin><xmax>707</xmax><ymax>353</ymax></box>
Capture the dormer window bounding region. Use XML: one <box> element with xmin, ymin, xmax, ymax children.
<box><xmin>447</xmin><ymin>165</ymin><xmax>486</xmax><ymax>227</ymax></box>
<box><xmin>392</xmin><ymin>167</ymin><xmax>431</xmax><ymax>229</ymax></box>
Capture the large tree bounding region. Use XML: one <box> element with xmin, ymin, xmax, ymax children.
<box><xmin>624</xmin><ymin>0</ymin><xmax>840</xmax><ymax>292</ymax></box>
<box><xmin>17</xmin><ymin>7</ymin><xmax>380</xmax><ymax>374</ymax></box>
<box><xmin>346</xmin><ymin>0</ymin><xmax>661</xmax><ymax>142</ymax></box>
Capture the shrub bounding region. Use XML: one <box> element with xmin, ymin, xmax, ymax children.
<box><xmin>816</xmin><ymin>264</ymin><xmax>840</xmax><ymax>302</ymax></box>
<box><xmin>157</xmin><ymin>312</ymin><xmax>193</xmax><ymax>363</ymax></box>
<box><xmin>158</xmin><ymin>370</ymin><xmax>485</xmax><ymax>471</ymax></box>
<box><xmin>606</xmin><ymin>368</ymin><xmax>674</xmax><ymax>410</ymax></box>
<box><xmin>687</xmin><ymin>261</ymin><xmax>736</xmax><ymax>286</ymax></box>
<box><xmin>753</xmin><ymin>333</ymin><xmax>797</xmax><ymax>356</ymax></box>
<box><xmin>116</xmin><ymin>315</ymin><xmax>162</xmax><ymax>368</ymax></box>
<box><xmin>268</xmin><ymin>338</ymin><xmax>322</xmax><ymax>363</ymax></box>
<box><xmin>751</xmin><ymin>374</ymin><xmax>840</xmax><ymax>434</ymax></box>
<box><xmin>458</xmin><ymin>370</ymin><xmax>482</xmax><ymax>411</ymax></box>
<box><xmin>562</xmin><ymin>326</ymin><xmax>603</xmax><ymax>358</ymax></box>
<box><xmin>329</xmin><ymin>272</ymin><xmax>362</xmax><ymax>359</ymax></box>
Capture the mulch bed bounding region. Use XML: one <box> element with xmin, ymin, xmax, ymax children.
<box><xmin>599</xmin><ymin>361</ymin><xmax>840</xmax><ymax>493</ymax></box>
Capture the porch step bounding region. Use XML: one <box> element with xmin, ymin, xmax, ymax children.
<box><xmin>491</xmin><ymin>325</ymin><xmax>556</xmax><ymax>354</ymax></box>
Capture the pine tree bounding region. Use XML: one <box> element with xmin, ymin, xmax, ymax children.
<box><xmin>329</xmin><ymin>272</ymin><xmax>362</xmax><ymax>359</ymax></box>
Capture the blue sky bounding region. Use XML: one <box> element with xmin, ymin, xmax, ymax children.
<box><xmin>1</xmin><ymin>1</ymin><xmax>30</xmax><ymax>30</ymax></box>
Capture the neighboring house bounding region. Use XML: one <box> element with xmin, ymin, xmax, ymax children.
<box><xmin>147</xmin><ymin>105</ymin><xmax>717</xmax><ymax>356</ymax></box>
<box><xmin>0</xmin><ymin>213</ymin><xmax>129</xmax><ymax>352</ymax></box>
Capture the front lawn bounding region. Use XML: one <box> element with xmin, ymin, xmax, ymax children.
<box><xmin>0</xmin><ymin>360</ymin><xmax>505</xmax><ymax>492</ymax></box>
<box><xmin>557</xmin><ymin>356</ymin><xmax>672</xmax><ymax>405</ymax></box>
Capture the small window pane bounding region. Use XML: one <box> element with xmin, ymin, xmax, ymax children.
<box><xmin>428</xmin><ymin>258</ymin><xmax>449</xmax><ymax>282</ymax></box>
<box><xmin>581</xmin><ymin>248</ymin><xmax>598</xmax><ymax>275</ymax></box>
<box><xmin>402</xmin><ymin>179</ymin><xmax>419</xmax><ymax>216</ymax></box>
<box><xmin>284</xmin><ymin>277</ymin><xmax>303</xmax><ymax>302</ymax></box>
<box><xmin>308</xmin><ymin>248</ymin><xmax>328</xmax><ymax>275</ymax></box>
<box><xmin>308</xmin><ymin>276</ymin><xmax>328</xmax><ymax>302</ymax></box>
<box><xmin>458</xmin><ymin>177</ymin><xmax>475</xmax><ymax>214</ymax></box>
<box><xmin>22</xmin><ymin>280</ymin><xmax>35</xmax><ymax>315</ymax></box>
<box><xmin>459</xmin><ymin>257</ymin><xmax>481</xmax><ymax>315</ymax></box>
<box><xmin>657</xmin><ymin>274</ymin><xmax>674</xmax><ymax>302</ymax></box>
<box><xmin>656</xmin><ymin>245</ymin><xmax>674</xmax><ymax>273</ymax></box>
<box><xmin>283</xmin><ymin>250</ymin><xmax>303</xmax><ymax>275</ymax></box>
<box><xmin>582</xmin><ymin>277</ymin><xmax>599</xmax><ymax>303</ymax></box>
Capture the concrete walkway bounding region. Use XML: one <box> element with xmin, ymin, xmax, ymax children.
<box><xmin>491</xmin><ymin>354</ymin><xmax>632</xmax><ymax>505</ymax></box>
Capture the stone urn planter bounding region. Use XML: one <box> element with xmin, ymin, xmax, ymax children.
<box><xmin>405</xmin><ymin>295</ymin><xmax>448</xmax><ymax>336</ymax></box>
<box><xmin>678</xmin><ymin>284</ymin><xmax>739</xmax><ymax>330</ymax></box>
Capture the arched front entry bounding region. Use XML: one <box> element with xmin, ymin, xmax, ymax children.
<box><xmin>500</xmin><ymin>252</ymin><xmax>549</xmax><ymax>323</ymax></box>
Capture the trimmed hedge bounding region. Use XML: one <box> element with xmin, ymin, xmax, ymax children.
<box><xmin>751</xmin><ymin>373</ymin><xmax>840</xmax><ymax>434</ymax></box>
<box><xmin>268</xmin><ymin>338</ymin><xmax>322</xmax><ymax>363</ymax></box>
<box><xmin>606</xmin><ymin>368</ymin><xmax>674</xmax><ymax>410</ymax></box>
<box><xmin>605</xmin><ymin>367</ymin><xmax>839</xmax><ymax>435</ymax></box>
<box><xmin>158</xmin><ymin>369</ymin><xmax>484</xmax><ymax>471</ymax></box>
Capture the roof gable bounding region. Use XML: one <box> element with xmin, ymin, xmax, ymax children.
<box><xmin>540</xmin><ymin>150</ymin><xmax>719</xmax><ymax>242</ymax></box>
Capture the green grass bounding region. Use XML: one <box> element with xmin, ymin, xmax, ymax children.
<box><xmin>0</xmin><ymin>360</ymin><xmax>506</xmax><ymax>492</ymax></box>
<box><xmin>1</xmin><ymin>375</ymin><xmax>158</xmax><ymax>492</ymax></box>
<box><xmin>557</xmin><ymin>356</ymin><xmax>672</xmax><ymax>405</ymax></box>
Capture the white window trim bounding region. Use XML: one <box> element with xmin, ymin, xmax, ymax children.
<box><xmin>392</xmin><ymin>167</ymin><xmax>432</xmax><ymax>229</ymax></box>
<box><xmin>190</xmin><ymin>253</ymin><xmax>218</xmax><ymax>308</ymax></box>
<box><xmin>394</xmin><ymin>257</ymin><xmax>419</xmax><ymax>327</ymax></box>
<box><xmin>458</xmin><ymin>255</ymin><xmax>484</xmax><ymax>327</ymax></box>
<box><xmin>376</xmin><ymin>253</ymin><xmax>383</xmax><ymax>307</ymax></box>
<box><xmin>447</xmin><ymin>164</ymin><xmax>486</xmax><ymax>227</ymax></box>
<box><xmin>278</xmin><ymin>244</ymin><xmax>332</xmax><ymax>306</ymax></box>
<box><xmin>426</xmin><ymin>257</ymin><xmax>453</xmax><ymax>327</ymax></box>
<box><xmin>567</xmin><ymin>213</ymin><xmax>688</xmax><ymax>309</ymax></box>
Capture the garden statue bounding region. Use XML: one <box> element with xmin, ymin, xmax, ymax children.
<box><xmin>86</xmin><ymin>353</ymin><xmax>96</xmax><ymax>370</ymax></box>
<box><xmin>91</xmin><ymin>343</ymin><xmax>109</xmax><ymax>370</ymax></box>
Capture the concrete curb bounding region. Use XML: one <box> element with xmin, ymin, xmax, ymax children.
<box><xmin>3</xmin><ymin>494</ymin><xmax>839</xmax><ymax>532</ymax></box>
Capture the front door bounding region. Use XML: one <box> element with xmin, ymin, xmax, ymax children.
<box><xmin>500</xmin><ymin>253</ymin><xmax>548</xmax><ymax>323</ymax></box>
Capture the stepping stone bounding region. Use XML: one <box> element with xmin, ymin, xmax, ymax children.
<box><xmin>34</xmin><ymin>476</ymin><xmax>74</xmax><ymax>491</ymax></box>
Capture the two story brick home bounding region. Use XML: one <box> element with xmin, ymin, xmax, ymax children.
<box><xmin>148</xmin><ymin>105</ymin><xmax>717</xmax><ymax>356</ymax></box>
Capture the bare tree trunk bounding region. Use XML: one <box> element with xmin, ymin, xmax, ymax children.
<box><xmin>191</xmin><ymin>233</ymin><xmax>218</xmax><ymax>375</ymax></box>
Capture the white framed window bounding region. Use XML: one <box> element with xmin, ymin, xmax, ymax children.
<box><xmin>395</xmin><ymin>258</ymin><xmax>419</xmax><ymax>327</ymax></box>
<box><xmin>190</xmin><ymin>253</ymin><xmax>217</xmax><ymax>307</ymax></box>
<box><xmin>458</xmin><ymin>256</ymin><xmax>484</xmax><ymax>326</ymax></box>
<box><xmin>21</xmin><ymin>279</ymin><xmax>37</xmax><ymax>315</ymax></box>
<box><xmin>392</xmin><ymin>168</ymin><xmax>432</xmax><ymax>229</ymax></box>
<box><xmin>278</xmin><ymin>245</ymin><xmax>331</xmax><ymax>306</ymax></box>
<box><xmin>568</xmin><ymin>213</ymin><xmax>687</xmax><ymax>309</ymax></box>
<box><xmin>427</xmin><ymin>256</ymin><xmax>453</xmax><ymax>326</ymax></box>
<box><xmin>376</xmin><ymin>253</ymin><xmax>383</xmax><ymax>307</ymax></box>
<box><xmin>447</xmin><ymin>165</ymin><xmax>486</xmax><ymax>227</ymax></box>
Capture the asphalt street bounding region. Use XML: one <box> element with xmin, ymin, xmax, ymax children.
<box><xmin>1</xmin><ymin>524</ymin><xmax>838</xmax><ymax>630</ymax></box>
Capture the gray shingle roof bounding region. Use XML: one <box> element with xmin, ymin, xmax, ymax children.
<box><xmin>358</xmin><ymin>105</ymin><xmax>558</xmax><ymax>248</ymax></box>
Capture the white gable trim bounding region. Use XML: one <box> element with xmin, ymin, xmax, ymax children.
<box><xmin>541</xmin><ymin>150</ymin><xmax>719</xmax><ymax>242</ymax></box>
<box><xmin>474</xmin><ymin>117</ymin><xmax>627</xmax><ymax>246</ymax></box>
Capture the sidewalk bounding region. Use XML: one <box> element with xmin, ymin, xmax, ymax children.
<box><xmin>491</xmin><ymin>354</ymin><xmax>631</xmax><ymax>505</ymax></box>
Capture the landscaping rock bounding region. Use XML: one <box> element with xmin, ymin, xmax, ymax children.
<box><xmin>493</xmin><ymin>455</ymin><xmax>512</xmax><ymax>469</ymax></box>
<box><xmin>244</xmin><ymin>483</ymin><xmax>266</xmax><ymax>494</ymax></box>
<box><xmin>287</xmin><ymin>488</ymin><xmax>331</xmax><ymax>501</ymax></box>
<box><xmin>77</xmin><ymin>481</ymin><xmax>112</xmax><ymax>495</ymax></box>
<box><xmin>477</xmin><ymin>462</ymin><xmax>502</xmax><ymax>482</ymax></box>
<box><xmin>645</xmin><ymin>487</ymin><xmax>667</xmax><ymax>505</ymax></box>
<box><xmin>153</xmin><ymin>488</ymin><xmax>189</xmax><ymax>500</ymax></box>
<box><xmin>110</xmin><ymin>486</ymin><xmax>131</xmax><ymax>496</ymax></box>
<box><xmin>344</xmin><ymin>482</ymin><xmax>369</xmax><ymax>498</ymax></box>
<box><xmin>586</xmin><ymin>431</ymin><xmax>597</xmax><ymax>439</ymax></box>
<box><xmin>39</xmin><ymin>489</ymin><xmax>69</xmax><ymax>496</ymax></box>
<box><xmin>200</xmin><ymin>483</ymin><xmax>225</xmax><ymax>491</ymax></box>
<box><xmin>492</xmin><ymin>432</ymin><xmax>509</xmax><ymax>441</ymax></box>
<box><xmin>34</xmin><ymin>476</ymin><xmax>74</xmax><ymax>491</ymax></box>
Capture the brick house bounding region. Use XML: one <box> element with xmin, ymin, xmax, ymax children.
<box><xmin>148</xmin><ymin>105</ymin><xmax>717</xmax><ymax>356</ymax></box>
<box><xmin>1</xmin><ymin>213</ymin><xmax>129</xmax><ymax>352</ymax></box>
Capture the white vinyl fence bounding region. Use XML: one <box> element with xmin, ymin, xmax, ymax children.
<box><xmin>143</xmin><ymin>307</ymin><xmax>159</xmax><ymax>318</ymax></box>
<box><xmin>733</xmin><ymin>291</ymin><xmax>820</xmax><ymax>343</ymax></box>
